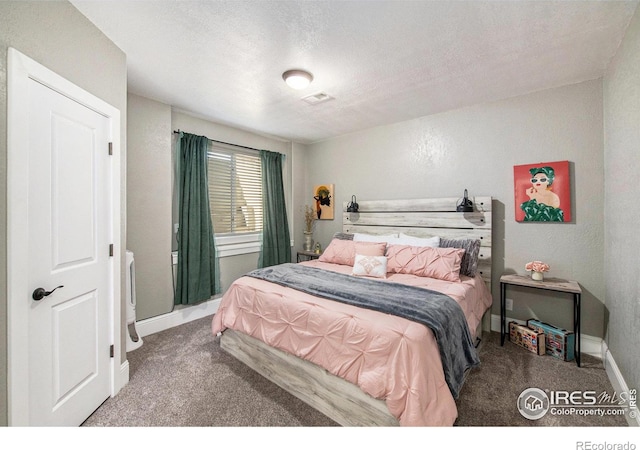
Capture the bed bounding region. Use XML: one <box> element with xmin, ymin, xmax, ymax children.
<box><xmin>212</xmin><ymin>196</ymin><xmax>493</xmax><ymax>426</ymax></box>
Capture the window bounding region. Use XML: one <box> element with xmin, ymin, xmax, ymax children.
<box><xmin>207</xmin><ymin>143</ymin><xmax>262</xmax><ymax>241</ymax></box>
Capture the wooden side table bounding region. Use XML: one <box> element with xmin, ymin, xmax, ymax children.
<box><xmin>297</xmin><ymin>250</ymin><xmax>321</xmax><ymax>262</ymax></box>
<box><xmin>499</xmin><ymin>273</ymin><xmax>582</xmax><ymax>366</ymax></box>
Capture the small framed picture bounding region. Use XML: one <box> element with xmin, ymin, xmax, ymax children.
<box><xmin>313</xmin><ymin>184</ymin><xmax>334</xmax><ymax>220</ymax></box>
<box><xmin>514</xmin><ymin>160</ymin><xmax>571</xmax><ymax>222</ymax></box>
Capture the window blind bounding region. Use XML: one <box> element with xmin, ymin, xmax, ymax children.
<box><xmin>207</xmin><ymin>143</ymin><xmax>262</xmax><ymax>235</ymax></box>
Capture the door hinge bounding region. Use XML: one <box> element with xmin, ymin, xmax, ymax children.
<box><xmin>108</xmin><ymin>142</ymin><xmax>113</xmax><ymax>155</ymax></box>
<box><xmin>109</xmin><ymin>244</ymin><xmax>114</xmax><ymax>257</ymax></box>
<box><xmin>110</xmin><ymin>345</ymin><xmax>114</xmax><ymax>358</ymax></box>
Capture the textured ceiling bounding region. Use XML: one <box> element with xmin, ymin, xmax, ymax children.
<box><xmin>71</xmin><ymin>0</ymin><xmax>638</xmax><ymax>144</ymax></box>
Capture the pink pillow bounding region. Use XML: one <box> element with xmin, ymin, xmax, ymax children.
<box><xmin>318</xmin><ymin>239</ymin><xmax>386</xmax><ymax>266</ymax></box>
<box><xmin>355</xmin><ymin>241</ymin><xmax>386</xmax><ymax>257</ymax></box>
<box><xmin>386</xmin><ymin>244</ymin><xmax>465</xmax><ymax>282</ymax></box>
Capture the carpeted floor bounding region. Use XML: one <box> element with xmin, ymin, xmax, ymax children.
<box><xmin>455</xmin><ymin>332</ymin><xmax>627</xmax><ymax>426</ymax></box>
<box><xmin>82</xmin><ymin>315</ymin><xmax>627</xmax><ymax>427</ymax></box>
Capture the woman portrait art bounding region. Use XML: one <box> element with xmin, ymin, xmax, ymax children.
<box><xmin>313</xmin><ymin>184</ymin><xmax>334</xmax><ymax>220</ymax></box>
<box><xmin>514</xmin><ymin>161</ymin><xmax>571</xmax><ymax>222</ymax></box>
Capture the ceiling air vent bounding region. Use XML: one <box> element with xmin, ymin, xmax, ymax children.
<box><xmin>301</xmin><ymin>91</ymin><xmax>334</xmax><ymax>105</ymax></box>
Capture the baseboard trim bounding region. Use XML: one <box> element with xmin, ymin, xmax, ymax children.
<box><xmin>136</xmin><ymin>296</ymin><xmax>221</xmax><ymax>338</ymax></box>
<box><xmin>601</xmin><ymin>341</ymin><xmax>640</xmax><ymax>427</ymax></box>
<box><xmin>117</xmin><ymin>360</ymin><xmax>129</xmax><ymax>393</ymax></box>
<box><xmin>490</xmin><ymin>314</ymin><xmax>602</xmax><ymax>358</ymax></box>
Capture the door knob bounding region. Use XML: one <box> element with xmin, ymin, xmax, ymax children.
<box><xmin>32</xmin><ymin>285</ymin><xmax>64</xmax><ymax>301</ymax></box>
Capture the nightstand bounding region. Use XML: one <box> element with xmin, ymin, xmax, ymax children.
<box><xmin>297</xmin><ymin>250</ymin><xmax>321</xmax><ymax>262</ymax></box>
<box><xmin>500</xmin><ymin>273</ymin><xmax>582</xmax><ymax>366</ymax></box>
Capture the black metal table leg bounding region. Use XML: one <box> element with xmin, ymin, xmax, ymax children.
<box><xmin>500</xmin><ymin>282</ymin><xmax>506</xmax><ymax>346</ymax></box>
<box><xmin>575</xmin><ymin>292</ymin><xmax>581</xmax><ymax>367</ymax></box>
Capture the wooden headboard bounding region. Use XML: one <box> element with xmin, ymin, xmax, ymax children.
<box><xmin>342</xmin><ymin>196</ymin><xmax>492</xmax><ymax>290</ymax></box>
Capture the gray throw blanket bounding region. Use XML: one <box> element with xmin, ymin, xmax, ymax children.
<box><xmin>246</xmin><ymin>263</ymin><xmax>479</xmax><ymax>399</ymax></box>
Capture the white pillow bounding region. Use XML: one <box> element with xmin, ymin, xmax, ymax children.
<box><xmin>352</xmin><ymin>254</ymin><xmax>387</xmax><ymax>278</ymax></box>
<box><xmin>396</xmin><ymin>233</ymin><xmax>440</xmax><ymax>247</ymax></box>
<box><xmin>353</xmin><ymin>232</ymin><xmax>398</xmax><ymax>243</ymax></box>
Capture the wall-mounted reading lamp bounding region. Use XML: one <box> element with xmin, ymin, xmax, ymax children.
<box><xmin>347</xmin><ymin>195</ymin><xmax>359</xmax><ymax>213</ymax></box>
<box><xmin>456</xmin><ymin>189</ymin><xmax>474</xmax><ymax>212</ymax></box>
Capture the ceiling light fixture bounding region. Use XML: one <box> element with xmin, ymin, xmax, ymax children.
<box><xmin>282</xmin><ymin>69</ymin><xmax>313</xmax><ymax>90</ymax></box>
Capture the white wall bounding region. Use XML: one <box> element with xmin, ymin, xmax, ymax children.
<box><xmin>127</xmin><ymin>94</ymin><xmax>174</xmax><ymax>320</ymax></box>
<box><xmin>305</xmin><ymin>79</ymin><xmax>605</xmax><ymax>338</ymax></box>
<box><xmin>292</xmin><ymin>141</ymin><xmax>310</xmax><ymax>252</ymax></box>
<box><xmin>603</xmin><ymin>5</ymin><xmax>640</xmax><ymax>407</ymax></box>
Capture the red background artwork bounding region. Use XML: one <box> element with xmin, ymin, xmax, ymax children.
<box><xmin>514</xmin><ymin>160</ymin><xmax>571</xmax><ymax>222</ymax></box>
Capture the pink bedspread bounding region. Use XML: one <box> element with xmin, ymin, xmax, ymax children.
<box><xmin>211</xmin><ymin>260</ymin><xmax>492</xmax><ymax>426</ymax></box>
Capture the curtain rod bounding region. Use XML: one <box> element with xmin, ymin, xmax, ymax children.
<box><xmin>173</xmin><ymin>129</ymin><xmax>266</xmax><ymax>153</ymax></box>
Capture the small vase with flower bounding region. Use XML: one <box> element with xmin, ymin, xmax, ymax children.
<box><xmin>525</xmin><ymin>261</ymin><xmax>550</xmax><ymax>281</ymax></box>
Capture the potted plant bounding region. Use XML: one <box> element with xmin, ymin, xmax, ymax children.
<box><xmin>303</xmin><ymin>205</ymin><xmax>315</xmax><ymax>251</ymax></box>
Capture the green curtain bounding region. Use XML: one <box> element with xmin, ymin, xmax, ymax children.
<box><xmin>258</xmin><ymin>150</ymin><xmax>291</xmax><ymax>268</ymax></box>
<box><xmin>175</xmin><ymin>132</ymin><xmax>221</xmax><ymax>305</ymax></box>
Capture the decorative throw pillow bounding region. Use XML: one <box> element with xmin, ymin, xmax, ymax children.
<box><xmin>386</xmin><ymin>244</ymin><xmax>465</xmax><ymax>282</ymax></box>
<box><xmin>352</xmin><ymin>254</ymin><xmax>387</xmax><ymax>278</ymax></box>
<box><xmin>318</xmin><ymin>239</ymin><xmax>355</xmax><ymax>266</ymax></box>
<box><xmin>439</xmin><ymin>238</ymin><xmax>481</xmax><ymax>277</ymax></box>
<box><xmin>318</xmin><ymin>239</ymin><xmax>386</xmax><ymax>266</ymax></box>
<box><xmin>332</xmin><ymin>232</ymin><xmax>354</xmax><ymax>240</ymax></box>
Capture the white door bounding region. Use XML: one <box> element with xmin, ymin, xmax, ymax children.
<box><xmin>27</xmin><ymin>79</ymin><xmax>112</xmax><ymax>426</ymax></box>
<box><xmin>8</xmin><ymin>48</ymin><xmax>121</xmax><ymax>426</ymax></box>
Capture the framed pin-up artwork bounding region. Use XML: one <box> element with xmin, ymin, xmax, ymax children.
<box><xmin>313</xmin><ymin>184</ymin><xmax>334</xmax><ymax>220</ymax></box>
<box><xmin>514</xmin><ymin>160</ymin><xmax>571</xmax><ymax>222</ymax></box>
